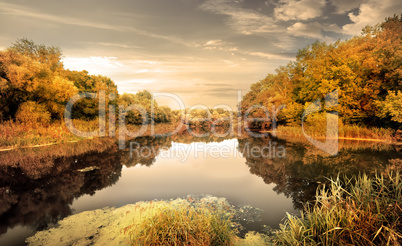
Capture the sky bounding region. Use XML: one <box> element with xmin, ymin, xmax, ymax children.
<box><xmin>0</xmin><ymin>0</ymin><xmax>401</xmax><ymax>109</ymax></box>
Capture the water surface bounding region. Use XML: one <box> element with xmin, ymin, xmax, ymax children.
<box><xmin>0</xmin><ymin>134</ymin><xmax>400</xmax><ymax>245</ymax></box>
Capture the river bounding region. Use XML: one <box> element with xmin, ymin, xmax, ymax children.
<box><xmin>0</xmin><ymin>132</ymin><xmax>401</xmax><ymax>245</ymax></box>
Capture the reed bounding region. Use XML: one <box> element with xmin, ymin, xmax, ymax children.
<box><xmin>276</xmin><ymin>125</ymin><xmax>395</xmax><ymax>141</ymax></box>
<box><xmin>274</xmin><ymin>172</ymin><xmax>402</xmax><ymax>245</ymax></box>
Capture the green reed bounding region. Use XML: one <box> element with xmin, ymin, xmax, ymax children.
<box><xmin>275</xmin><ymin>172</ymin><xmax>402</xmax><ymax>245</ymax></box>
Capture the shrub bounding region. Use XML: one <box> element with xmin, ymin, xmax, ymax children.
<box><xmin>303</xmin><ymin>112</ymin><xmax>343</xmax><ymax>137</ymax></box>
<box><xmin>16</xmin><ymin>101</ymin><xmax>51</xmax><ymax>126</ymax></box>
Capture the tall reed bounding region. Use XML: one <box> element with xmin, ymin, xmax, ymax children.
<box><xmin>275</xmin><ymin>172</ymin><xmax>402</xmax><ymax>245</ymax></box>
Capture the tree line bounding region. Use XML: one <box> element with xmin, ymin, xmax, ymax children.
<box><xmin>0</xmin><ymin>39</ymin><xmax>174</xmax><ymax>125</ymax></box>
<box><xmin>241</xmin><ymin>15</ymin><xmax>401</xmax><ymax>129</ymax></box>
<box><xmin>1</xmin><ymin>16</ymin><xmax>400</xmax><ymax>130</ymax></box>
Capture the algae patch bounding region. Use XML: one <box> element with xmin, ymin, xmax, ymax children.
<box><xmin>26</xmin><ymin>195</ymin><xmax>268</xmax><ymax>246</ymax></box>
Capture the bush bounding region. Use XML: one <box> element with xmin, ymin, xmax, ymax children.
<box><xmin>303</xmin><ymin>112</ymin><xmax>343</xmax><ymax>137</ymax></box>
<box><xmin>16</xmin><ymin>101</ymin><xmax>51</xmax><ymax>126</ymax></box>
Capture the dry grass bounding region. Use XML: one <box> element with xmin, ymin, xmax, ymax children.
<box><xmin>0</xmin><ymin>119</ymin><xmax>99</xmax><ymax>148</ymax></box>
<box><xmin>275</xmin><ymin>125</ymin><xmax>395</xmax><ymax>142</ymax></box>
<box><xmin>274</xmin><ymin>172</ymin><xmax>402</xmax><ymax>245</ymax></box>
<box><xmin>121</xmin><ymin>199</ymin><xmax>238</xmax><ymax>246</ymax></box>
<box><xmin>0</xmin><ymin>120</ymin><xmax>182</xmax><ymax>149</ymax></box>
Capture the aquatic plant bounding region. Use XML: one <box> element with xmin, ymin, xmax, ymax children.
<box><xmin>275</xmin><ymin>172</ymin><xmax>402</xmax><ymax>245</ymax></box>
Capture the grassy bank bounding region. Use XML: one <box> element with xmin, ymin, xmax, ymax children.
<box><xmin>0</xmin><ymin>120</ymin><xmax>181</xmax><ymax>150</ymax></box>
<box><xmin>26</xmin><ymin>196</ymin><xmax>271</xmax><ymax>246</ymax></box>
<box><xmin>121</xmin><ymin>199</ymin><xmax>237</xmax><ymax>245</ymax></box>
<box><xmin>0</xmin><ymin>120</ymin><xmax>97</xmax><ymax>149</ymax></box>
<box><xmin>26</xmin><ymin>172</ymin><xmax>401</xmax><ymax>245</ymax></box>
<box><xmin>275</xmin><ymin>125</ymin><xmax>396</xmax><ymax>142</ymax></box>
<box><xmin>120</xmin><ymin>172</ymin><xmax>402</xmax><ymax>245</ymax></box>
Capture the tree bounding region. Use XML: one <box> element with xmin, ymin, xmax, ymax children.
<box><xmin>118</xmin><ymin>91</ymin><xmax>172</xmax><ymax>125</ymax></box>
<box><xmin>0</xmin><ymin>47</ymin><xmax>78</xmax><ymax>120</ymax></box>
<box><xmin>9</xmin><ymin>38</ymin><xmax>63</xmax><ymax>72</ymax></box>
<box><xmin>63</xmin><ymin>70</ymin><xmax>118</xmax><ymax>120</ymax></box>
<box><xmin>240</xmin><ymin>15</ymin><xmax>402</xmax><ymax>128</ymax></box>
<box><xmin>16</xmin><ymin>101</ymin><xmax>51</xmax><ymax>126</ymax></box>
<box><xmin>376</xmin><ymin>91</ymin><xmax>402</xmax><ymax>124</ymax></box>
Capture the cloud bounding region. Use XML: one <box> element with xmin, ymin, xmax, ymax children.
<box><xmin>93</xmin><ymin>42</ymin><xmax>143</xmax><ymax>49</ymax></box>
<box><xmin>287</xmin><ymin>22</ymin><xmax>323</xmax><ymax>39</ymax></box>
<box><xmin>0</xmin><ymin>2</ymin><xmax>125</xmax><ymax>31</ymax></box>
<box><xmin>322</xmin><ymin>24</ymin><xmax>342</xmax><ymax>33</ymax></box>
<box><xmin>202</xmin><ymin>39</ymin><xmax>231</xmax><ymax>50</ymax></box>
<box><xmin>63</xmin><ymin>57</ymin><xmax>126</xmax><ymax>75</ymax></box>
<box><xmin>204</xmin><ymin>39</ymin><xmax>225</xmax><ymax>46</ymax></box>
<box><xmin>342</xmin><ymin>0</ymin><xmax>402</xmax><ymax>35</ymax></box>
<box><xmin>200</xmin><ymin>0</ymin><xmax>279</xmax><ymax>35</ymax></box>
<box><xmin>0</xmin><ymin>2</ymin><xmax>189</xmax><ymax>46</ymax></box>
<box><xmin>245</xmin><ymin>51</ymin><xmax>295</xmax><ymax>60</ymax></box>
<box><xmin>329</xmin><ymin>0</ymin><xmax>365</xmax><ymax>14</ymax></box>
<box><xmin>223</xmin><ymin>60</ymin><xmax>239</xmax><ymax>67</ymax></box>
<box><xmin>274</xmin><ymin>0</ymin><xmax>326</xmax><ymax>21</ymax></box>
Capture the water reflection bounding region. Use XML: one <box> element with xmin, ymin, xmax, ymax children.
<box><xmin>0</xmin><ymin>141</ymin><xmax>122</xmax><ymax>237</ymax></box>
<box><xmin>0</xmin><ymin>133</ymin><xmax>401</xmax><ymax>245</ymax></box>
<box><xmin>238</xmin><ymin>135</ymin><xmax>402</xmax><ymax>209</ymax></box>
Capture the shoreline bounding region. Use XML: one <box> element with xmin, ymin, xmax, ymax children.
<box><xmin>0</xmin><ymin>122</ymin><xmax>181</xmax><ymax>152</ymax></box>
<box><xmin>1</xmin><ymin>121</ymin><xmax>399</xmax><ymax>152</ymax></box>
<box><xmin>0</xmin><ymin>137</ymin><xmax>96</xmax><ymax>152</ymax></box>
<box><xmin>25</xmin><ymin>195</ymin><xmax>270</xmax><ymax>246</ymax></box>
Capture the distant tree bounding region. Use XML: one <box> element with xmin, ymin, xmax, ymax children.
<box><xmin>119</xmin><ymin>90</ymin><xmax>172</xmax><ymax>124</ymax></box>
<box><xmin>63</xmin><ymin>70</ymin><xmax>118</xmax><ymax>119</ymax></box>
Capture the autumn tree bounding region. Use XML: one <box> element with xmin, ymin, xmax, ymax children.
<box><xmin>0</xmin><ymin>39</ymin><xmax>119</xmax><ymax>123</ymax></box>
<box><xmin>119</xmin><ymin>90</ymin><xmax>173</xmax><ymax>124</ymax></box>
<box><xmin>241</xmin><ymin>15</ymin><xmax>402</xmax><ymax>129</ymax></box>
<box><xmin>63</xmin><ymin>70</ymin><xmax>118</xmax><ymax>120</ymax></box>
<box><xmin>0</xmin><ymin>40</ymin><xmax>78</xmax><ymax>121</ymax></box>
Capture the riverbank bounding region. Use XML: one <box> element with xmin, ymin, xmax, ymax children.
<box><xmin>272</xmin><ymin>125</ymin><xmax>396</xmax><ymax>143</ymax></box>
<box><xmin>26</xmin><ymin>195</ymin><xmax>270</xmax><ymax>246</ymax></box>
<box><xmin>1</xmin><ymin>120</ymin><xmax>399</xmax><ymax>151</ymax></box>
<box><xmin>276</xmin><ymin>172</ymin><xmax>402</xmax><ymax>245</ymax></box>
<box><xmin>25</xmin><ymin>173</ymin><xmax>402</xmax><ymax>245</ymax></box>
<box><xmin>0</xmin><ymin>120</ymin><xmax>181</xmax><ymax>151</ymax></box>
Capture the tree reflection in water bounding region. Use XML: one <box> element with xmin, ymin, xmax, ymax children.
<box><xmin>0</xmin><ymin>139</ymin><xmax>122</xmax><ymax>235</ymax></box>
<box><xmin>0</xmin><ymin>131</ymin><xmax>400</xmax><ymax>241</ymax></box>
<box><xmin>0</xmin><ymin>131</ymin><xmax>233</xmax><ymax>237</ymax></box>
<box><xmin>237</xmin><ymin>135</ymin><xmax>402</xmax><ymax>209</ymax></box>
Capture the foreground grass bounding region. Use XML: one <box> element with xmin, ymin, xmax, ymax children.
<box><xmin>26</xmin><ymin>173</ymin><xmax>401</xmax><ymax>245</ymax></box>
<box><xmin>121</xmin><ymin>198</ymin><xmax>273</xmax><ymax>246</ymax></box>
<box><xmin>121</xmin><ymin>173</ymin><xmax>402</xmax><ymax>246</ymax></box>
<box><xmin>121</xmin><ymin>199</ymin><xmax>238</xmax><ymax>246</ymax></box>
<box><xmin>26</xmin><ymin>196</ymin><xmax>270</xmax><ymax>246</ymax></box>
<box><xmin>275</xmin><ymin>172</ymin><xmax>402</xmax><ymax>245</ymax></box>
